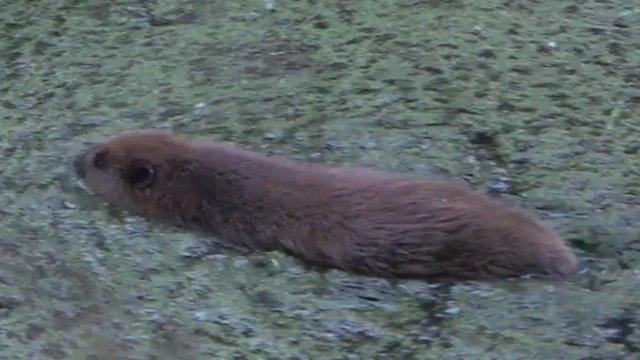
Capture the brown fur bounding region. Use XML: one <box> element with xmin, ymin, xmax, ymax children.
<box><xmin>74</xmin><ymin>130</ymin><xmax>577</xmax><ymax>281</ymax></box>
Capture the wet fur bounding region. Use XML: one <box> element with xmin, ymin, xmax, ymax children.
<box><xmin>75</xmin><ymin>130</ymin><xmax>578</xmax><ymax>281</ymax></box>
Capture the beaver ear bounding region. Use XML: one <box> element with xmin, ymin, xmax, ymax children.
<box><xmin>124</xmin><ymin>159</ymin><xmax>156</xmax><ymax>189</ymax></box>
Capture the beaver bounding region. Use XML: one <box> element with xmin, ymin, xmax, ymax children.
<box><xmin>73</xmin><ymin>130</ymin><xmax>577</xmax><ymax>281</ymax></box>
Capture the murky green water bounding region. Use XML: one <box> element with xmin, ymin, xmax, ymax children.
<box><xmin>1</xmin><ymin>1</ymin><xmax>639</xmax><ymax>359</ymax></box>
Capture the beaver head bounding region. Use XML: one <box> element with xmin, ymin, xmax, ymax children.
<box><xmin>74</xmin><ymin>130</ymin><xmax>197</xmax><ymax>219</ymax></box>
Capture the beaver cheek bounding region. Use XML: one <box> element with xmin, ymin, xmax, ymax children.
<box><xmin>130</xmin><ymin>187</ymin><xmax>153</xmax><ymax>208</ymax></box>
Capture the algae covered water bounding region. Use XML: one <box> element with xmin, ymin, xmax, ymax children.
<box><xmin>1</xmin><ymin>1</ymin><xmax>639</xmax><ymax>359</ymax></box>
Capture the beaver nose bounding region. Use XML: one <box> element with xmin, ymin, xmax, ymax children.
<box><xmin>74</xmin><ymin>152</ymin><xmax>87</xmax><ymax>178</ymax></box>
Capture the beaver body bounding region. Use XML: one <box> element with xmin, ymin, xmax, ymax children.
<box><xmin>74</xmin><ymin>130</ymin><xmax>577</xmax><ymax>280</ymax></box>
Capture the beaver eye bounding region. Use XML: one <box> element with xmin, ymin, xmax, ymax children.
<box><xmin>124</xmin><ymin>160</ymin><xmax>155</xmax><ymax>189</ymax></box>
<box><xmin>92</xmin><ymin>151</ymin><xmax>107</xmax><ymax>169</ymax></box>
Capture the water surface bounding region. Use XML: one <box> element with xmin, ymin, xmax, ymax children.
<box><xmin>1</xmin><ymin>1</ymin><xmax>639</xmax><ymax>359</ymax></box>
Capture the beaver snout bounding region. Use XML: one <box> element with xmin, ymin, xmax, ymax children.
<box><xmin>74</xmin><ymin>152</ymin><xmax>87</xmax><ymax>179</ymax></box>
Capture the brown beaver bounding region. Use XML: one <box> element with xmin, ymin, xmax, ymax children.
<box><xmin>73</xmin><ymin>130</ymin><xmax>577</xmax><ymax>281</ymax></box>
